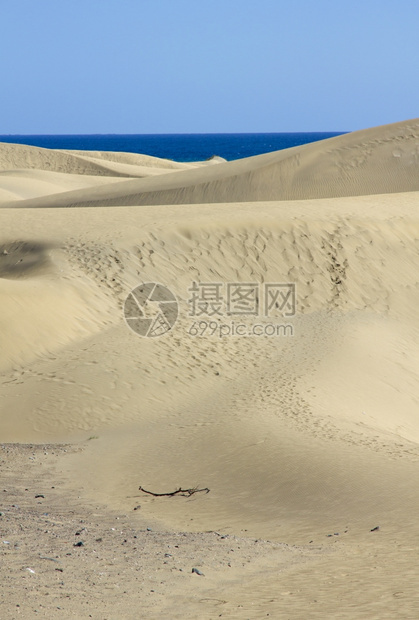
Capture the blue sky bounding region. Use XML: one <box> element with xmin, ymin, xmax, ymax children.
<box><xmin>1</xmin><ymin>0</ymin><xmax>418</xmax><ymax>134</ymax></box>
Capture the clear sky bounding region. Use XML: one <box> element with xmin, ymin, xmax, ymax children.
<box><xmin>1</xmin><ymin>0</ymin><xmax>418</xmax><ymax>134</ymax></box>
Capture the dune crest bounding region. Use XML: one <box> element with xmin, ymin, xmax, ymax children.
<box><xmin>2</xmin><ymin>117</ymin><xmax>418</xmax><ymax>209</ymax></box>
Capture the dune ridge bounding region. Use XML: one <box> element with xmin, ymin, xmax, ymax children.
<box><xmin>0</xmin><ymin>141</ymin><xmax>212</xmax><ymax>177</ymax></box>
<box><xmin>0</xmin><ymin>142</ymin><xmax>227</xmax><ymax>204</ymax></box>
<box><xmin>2</xmin><ymin>117</ymin><xmax>418</xmax><ymax>210</ymax></box>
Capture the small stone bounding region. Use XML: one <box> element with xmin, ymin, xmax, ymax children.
<box><xmin>370</xmin><ymin>526</ymin><xmax>380</xmax><ymax>532</ymax></box>
<box><xmin>192</xmin><ymin>567</ymin><xmax>205</xmax><ymax>576</ymax></box>
<box><xmin>74</xmin><ymin>541</ymin><xmax>84</xmax><ymax>547</ymax></box>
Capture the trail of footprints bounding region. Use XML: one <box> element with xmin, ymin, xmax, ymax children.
<box><xmin>62</xmin><ymin>220</ymin><xmax>412</xmax><ymax>319</ymax></box>
<box><xmin>9</xmin><ymin>222</ymin><xmax>418</xmax><ymax>455</ymax></box>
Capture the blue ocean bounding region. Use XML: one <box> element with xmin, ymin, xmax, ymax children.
<box><xmin>0</xmin><ymin>133</ymin><xmax>344</xmax><ymax>163</ymax></box>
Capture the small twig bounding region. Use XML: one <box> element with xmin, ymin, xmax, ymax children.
<box><xmin>138</xmin><ymin>486</ymin><xmax>210</xmax><ymax>497</ymax></box>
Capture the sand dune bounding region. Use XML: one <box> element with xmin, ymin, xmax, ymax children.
<box><xmin>0</xmin><ymin>141</ymin><xmax>220</xmax><ymax>186</ymax></box>
<box><xmin>2</xmin><ymin>117</ymin><xmax>418</xmax><ymax>210</ymax></box>
<box><xmin>1</xmin><ymin>119</ymin><xmax>419</xmax><ymax>618</ymax></box>
<box><xmin>0</xmin><ymin>142</ymin><xmax>226</xmax><ymax>204</ymax></box>
<box><xmin>0</xmin><ymin>169</ymin><xmax>135</xmax><ymax>203</ymax></box>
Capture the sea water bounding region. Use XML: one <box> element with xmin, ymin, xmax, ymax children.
<box><xmin>0</xmin><ymin>132</ymin><xmax>344</xmax><ymax>162</ymax></box>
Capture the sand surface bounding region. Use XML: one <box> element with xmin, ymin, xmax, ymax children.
<box><xmin>1</xmin><ymin>119</ymin><xmax>419</xmax><ymax>618</ymax></box>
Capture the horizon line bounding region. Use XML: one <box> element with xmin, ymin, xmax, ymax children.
<box><xmin>0</xmin><ymin>130</ymin><xmax>349</xmax><ymax>137</ymax></box>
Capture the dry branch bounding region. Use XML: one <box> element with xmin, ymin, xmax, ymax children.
<box><xmin>138</xmin><ymin>486</ymin><xmax>210</xmax><ymax>497</ymax></box>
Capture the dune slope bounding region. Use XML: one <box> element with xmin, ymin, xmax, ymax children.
<box><xmin>2</xmin><ymin>117</ymin><xmax>419</xmax><ymax>209</ymax></box>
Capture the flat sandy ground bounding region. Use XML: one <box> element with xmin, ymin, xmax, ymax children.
<box><xmin>1</xmin><ymin>119</ymin><xmax>419</xmax><ymax>618</ymax></box>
